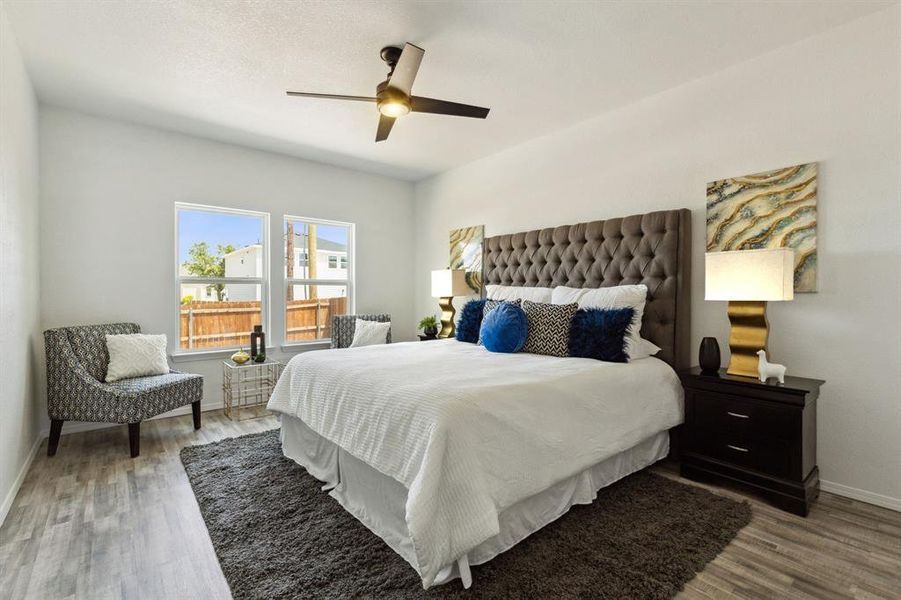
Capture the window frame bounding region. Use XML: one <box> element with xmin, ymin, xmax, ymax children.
<box><xmin>173</xmin><ymin>202</ymin><xmax>270</xmax><ymax>356</ymax></box>
<box><xmin>283</xmin><ymin>214</ymin><xmax>355</xmax><ymax>347</ymax></box>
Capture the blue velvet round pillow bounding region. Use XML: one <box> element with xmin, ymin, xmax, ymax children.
<box><xmin>480</xmin><ymin>302</ymin><xmax>528</xmax><ymax>353</ymax></box>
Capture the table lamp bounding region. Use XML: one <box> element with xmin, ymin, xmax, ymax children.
<box><xmin>431</xmin><ymin>269</ymin><xmax>470</xmax><ymax>338</ymax></box>
<box><xmin>705</xmin><ymin>248</ymin><xmax>794</xmax><ymax>377</ymax></box>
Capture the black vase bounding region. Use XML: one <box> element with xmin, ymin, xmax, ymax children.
<box><xmin>250</xmin><ymin>325</ymin><xmax>264</xmax><ymax>359</ymax></box>
<box><xmin>699</xmin><ymin>337</ymin><xmax>721</xmax><ymax>375</ymax></box>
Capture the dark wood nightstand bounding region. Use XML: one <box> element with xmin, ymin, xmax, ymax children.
<box><xmin>678</xmin><ymin>367</ymin><xmax>824</xmax><ymax>516</ymax></box>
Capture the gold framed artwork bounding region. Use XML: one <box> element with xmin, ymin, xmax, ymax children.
<box><xmin>706</xmin><ymin>162</ymin><xmax>818</xmax><ymax>292</ymax></box>
<box><xmin>449</xmin><ymin>225</ymin><xmax>484</xmax><ymax>294</ymax></box>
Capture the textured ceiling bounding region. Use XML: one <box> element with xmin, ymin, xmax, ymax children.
<box><xmin>4</xmin><ymin>0</ymin><xmax>893</xmax><ymax>180</ymax></box>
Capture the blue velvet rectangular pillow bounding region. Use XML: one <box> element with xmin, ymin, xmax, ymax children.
<box><xmin>568</xmin><ymin>307</ymin><xmax>635</xmax><ymax>363</ymax></box>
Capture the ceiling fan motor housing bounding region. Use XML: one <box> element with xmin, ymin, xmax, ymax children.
<box><xmin>376</xmin><ymin>80</ymin><xmax>410</xmax><ymax>114</ymax></box>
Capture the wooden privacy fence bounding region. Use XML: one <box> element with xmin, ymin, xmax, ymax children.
<box><xmin>180</xmin><ymin>297</ymin><xmax>347</xmax><ymax>349</ymax></box>
<box><xmin>286</xmin><ymin>297</ymin><xmax>347</xmax><ymax>343</ymax></box>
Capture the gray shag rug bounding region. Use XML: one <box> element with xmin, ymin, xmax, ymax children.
<box><xmin>181</xmin><ymin>430</ymin><xmax>750</xmax><ymax>599</ymax></box>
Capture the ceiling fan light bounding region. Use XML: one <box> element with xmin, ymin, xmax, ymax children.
<box><xmin>378</xmin><ymin>101</ymin><xmax>410</xmax><ymax>118</ymax></box>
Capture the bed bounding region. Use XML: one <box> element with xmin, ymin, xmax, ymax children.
<box><xmin>267</xmin><ymin>208</ymin><xmax>692</xmax><ymax>589</ymax></box>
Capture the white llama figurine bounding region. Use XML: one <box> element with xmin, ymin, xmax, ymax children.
<box><xmin>756</xmin><ymin>349</ymin><xmax>786</xmax><ymax>383</ymax></box>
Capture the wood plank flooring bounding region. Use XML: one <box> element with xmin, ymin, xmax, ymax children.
<box><xmin>1</xmin><ymin>412</ymin><xmax>898</xmax><ymax>599</ymax></box>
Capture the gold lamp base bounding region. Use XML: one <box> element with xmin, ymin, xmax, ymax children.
<box><xmin>437</xmin><ymin>296</ymin><xmax>456</xmax><ymax>338</ymax></box>
<box><xmin>726</xmin><ymin>300</ymin><xmax>769</xmax><ymax>378</ymax></box>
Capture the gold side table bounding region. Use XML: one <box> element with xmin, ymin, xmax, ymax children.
<box><xmin>222</xmin><ymin>360</ymin><xmax>282</xmax><ymax>421</ymax></box>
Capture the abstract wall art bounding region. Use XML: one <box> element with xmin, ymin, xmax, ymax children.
<box><xmin>449</xmin><ymin>225</ymin><xmax>484</xmax><ymax>294</ymax></box>
<box><xmin>707</xmin><ymin>162</ymin><xmax>818</xmax><ymax>292</ymax></box>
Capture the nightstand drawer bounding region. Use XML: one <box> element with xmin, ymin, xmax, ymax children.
<box><xmin>692</xmin><ymin>390</ymin><xmax>798</xmax><ymax>440</ymax></box>
<box><xmin>688</xmin><ymin>431</ymin><xmax>793</xmax><ymax>479</ymax></box>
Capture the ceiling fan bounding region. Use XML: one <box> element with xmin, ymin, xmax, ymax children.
<box><xmin>286</xmin><ymin>43</ymin><xmax>490</xmax><ymax>142</ymax></box>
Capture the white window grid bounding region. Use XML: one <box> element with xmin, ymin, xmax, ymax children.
<box><xmin>174</xmin><ymin>203</ymin><xmax>271</xmax><ymax>354</ymax></box>
<box><xmin>284</xmin><ymin>215</ymin><xmax>355</xmax><ymax>344</ymax></box>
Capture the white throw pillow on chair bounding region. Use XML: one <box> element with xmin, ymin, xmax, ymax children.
<box><xmin>105</xmin><ymin>333</ymin><xmax>169</xmax><ymax>382</ymax></box>
<box><xmin>349</xmin><ymin>319</ymin><xmax>391</xmax><ymax>348</ymax></box>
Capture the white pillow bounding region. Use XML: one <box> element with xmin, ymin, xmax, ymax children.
<box><xmin>105</xmin><ymin>334</ymin><xmax>169</xmax><ymax>382</ymax></box>
<box><xmin>349</xmin><ymin>319</ymin><xmax>390</xmax><ymax>348</ymax></box>
<box><xmin>486</xmin><ymin>285</ymin><xmax>552</xmax><ymax>303</ymax></box>
<box><xmin>630</xmin><ymin>337</ymin><xmax>662</xmax><ymax>360</ymax></box>
<box><xmin>551</xmin><ymin>284</ymin><xmax>648</xmax><ymax>359</ymax></box>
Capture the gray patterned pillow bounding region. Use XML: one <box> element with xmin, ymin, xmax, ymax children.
<box><xmin>520</xmin><ymin>300</ymin><xmax>579</xmax><ymax>357</ymax></box>
<box><xmin>478</xmin><ymin>299</ymin><xmax>521</xmax><ymax>345</ymax></box>
<box><xmin>482</xmin><ymin>298</ymin><xmax>521</xmax><ymax>318</ymax></box>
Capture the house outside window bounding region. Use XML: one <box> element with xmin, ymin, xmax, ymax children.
<box><xmin>284</xmin><ymin>216</ymin><xmax>353</xmax><ymax>342</ymax></box>
<box><xmin>175</xmin><ymin>203</ymin><xmax>269</xmax><ymax>351</ymax></box>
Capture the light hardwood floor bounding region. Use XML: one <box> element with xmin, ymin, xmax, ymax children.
<box><xmin>1</xmin><ymin>412</ymin><xmax>899</xmax><ymax>599</ymax></box>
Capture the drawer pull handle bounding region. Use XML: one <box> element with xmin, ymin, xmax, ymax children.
<box><xmin>727</xmin><ymin>411</ymin><xmax>750</xmax><ymax>419</ymax></box>
<box><xmin>727</xmin><ymin>444</ymin><xmax>749</xmax><ymax>453</ymax></box>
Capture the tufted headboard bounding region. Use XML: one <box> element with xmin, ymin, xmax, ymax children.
<box><xmin>482</xmin><ymin>208</ymin><xmax>691</xmax><ymax>369</ymax></box>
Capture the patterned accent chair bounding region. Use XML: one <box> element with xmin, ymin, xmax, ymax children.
<box><xmin>44</xmin><ymin>323</ymin><xmax>203</xmax><ymax>458</ymax></box>
<box><xmin>330</xmin><ymin>314</ymin><xmax>392</xmax><ymax>349</ymax></box>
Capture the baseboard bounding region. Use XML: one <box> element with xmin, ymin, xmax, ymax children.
<box><xmin>821</xmin><ymin>479</ymin><xmax>901</xmax><ymax>513</ymax></box>
<box><xmin>38</xmin><ymin>399</ymin><xmax>226</xmax><ymax>438</ymax></box>
<box><xmin>0</xmin><ymin>433</ymin><xmax>43</xmax><ymax>527</ymax></box>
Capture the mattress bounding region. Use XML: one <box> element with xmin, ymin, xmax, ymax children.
<box><xmin>281</xmin><ymin>415</ymin><xmax>671</xmax><ymax>587</ymax></box>
<box><xmin>267</xmin><ymin>339</ymin><xmax>684</xmax><ymax>587</ymax></box>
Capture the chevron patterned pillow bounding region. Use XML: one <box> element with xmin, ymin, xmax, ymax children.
<box><xmin>520</xmin><ymin>300</ymin><xmax>578</xmax><ymax>357</ymax></box>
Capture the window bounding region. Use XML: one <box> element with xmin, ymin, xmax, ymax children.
<box><xmin>285</xmin><ymin>216</ymin><xmax>353</xmax><ymax>342</ymax></box>
<box><xmin>175</xmin><ymin>204</ymin><xmax>269</xmax><ymax>351</ymax></box>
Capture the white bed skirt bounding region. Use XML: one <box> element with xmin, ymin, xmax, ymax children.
<box><xmin>279</xmin><ymin>415</ymin><xmax>670</xmax><ymax>588</ymax></box>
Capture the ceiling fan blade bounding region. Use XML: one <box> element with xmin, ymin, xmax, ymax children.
<box><xmin>386</xmin><ymin>43</ymin><xmax>424</xmax><ymax>96</ymax></box>
<box><xmin>286</xmin><ymin>91</ymin><xmax>377</xmax><ymax>102</ymax></box>
<box><xmin>376</xmin><ymin>115</ymin><xmax>396</xmax><ymax>142</ymax></box>
<box><xmin>410</xmin><ymin>96</ymin><xmax>490</xmax><ymax>119</ymax></box>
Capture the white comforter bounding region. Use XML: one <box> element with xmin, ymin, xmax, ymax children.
<box><xmin>267</xmin><ymin>339</ymin><xmax>683</xmax><ymax>588</ymax></box>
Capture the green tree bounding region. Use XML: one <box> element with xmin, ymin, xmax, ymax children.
<box><xmin>183</xmin><ymin>242</ymin><xmax>235</xmax><ymax>301</ymax></box>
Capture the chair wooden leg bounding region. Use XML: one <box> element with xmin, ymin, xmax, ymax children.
<box><xmin>192</xmin><ymin>400</ymin><xmax>201</xmax><ymax>430</ymax></box>
<box><xmin>48</xmin><ymin>419</ymin><xmax>64</xmax><ymax>456</ymax></box>
<box><xmin>128</xmin><ymin>422</ymin><xmax>140</xmax><ymax>458</ymax></box>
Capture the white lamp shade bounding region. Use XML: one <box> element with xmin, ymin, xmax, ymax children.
<box><xmin>431</xmin><ymin>269</ymin><xmax>470</xmax><ymax>297</ymax></box>
<box><xmin>705</xmin><ymin>249</ymin><xmax>794</xmax><ymax>301</ymax></box>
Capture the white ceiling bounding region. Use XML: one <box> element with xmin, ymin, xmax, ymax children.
<box><xmin>4</xmin><ymin>1</ymin><xmax>893</xmax><ymax>180</ymax></box>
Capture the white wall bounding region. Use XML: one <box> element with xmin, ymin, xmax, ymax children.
<box><xmin>39</xmin><ymin>106</ymin><xmax>415</xmax><ymax>432</ymax></box>
<box><xmin>0</xmin><ymin>9</ymin><xmax>41</xmax><ymax>522</ymax></box>
<box><xmin>414</xmin><ymin>7</ymin><xmax>901</xmax><ymax>507</ymax></box>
